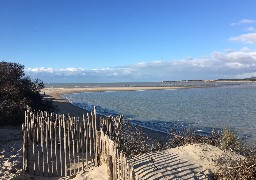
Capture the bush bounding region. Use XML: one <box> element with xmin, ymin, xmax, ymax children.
<box><xmin>220</xmin><ymin>129</ymin><xmax>244</xmax><ymax>153</ymax></box>
<box><xmin>215</xmin><ymin>155</ymin><xmax>256</xmax><ymax>179</ymax></box>
<box><xmin>216</xmin><ymin>129</ymin><xmax>256</xmax><ymax>179</ymax></box>
<box><xmin>0</xmin><ymin>61</ymin><xmax>55</xmax><ymax>126</ymax></box>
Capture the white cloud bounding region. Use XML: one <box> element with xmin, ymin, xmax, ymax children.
<box><xmin>240</xmin><ymin>47</ymin><xmax>251</xmax><ymax>52</ymax></box>
<box><xmin>229</xmin><ymin>33</ymin><xmax>256</xmax><ymax>44</ymax></box>
<box><xmin>25</xmin><ymin>48</ymin><xmax>256</xmax><ymax>82</ymax></box>
<box><xmin>28</xmin><ymin>67</ymin><xmax>86</xmax><ymax>73</ymax></box>
<box><xmin>64</xmin><ymin>68</ymin><xmax>85</xmax><ymax>72</ymax></box>
<box><xmin>224</xmin><ymin>49</ymin><xmax>234</xmax><ymax>53</ymax></box>
<box><xmin>245</xmin><ymin>26</ymin><xmax>256</xmax><ymax>32</ymax></box>
<box><xmin>235</xmin><ymin>72</ymin><xmax>256</xmax><ymax>79</ymax></box>
<box><xmin>27</xmin><ymin>67</ymin><xmax>55</xmax><ymax>73</ymax></box>
<box><xmin>231</xmin><ymin>19</ymin><xmax>256</xmax><ymax>26</ymax></box>
<box><xmin>225</xmin><ymin>62</ymin><xmax>246</xmax><ymax>69</ymax></box>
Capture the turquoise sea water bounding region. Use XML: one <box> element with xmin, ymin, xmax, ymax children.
<box><xmin>60</xmin><ymin>82</ymin><xmax>256</xmax><ymax>145</ymax></box>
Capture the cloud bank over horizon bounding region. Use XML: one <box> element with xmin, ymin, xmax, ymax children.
<box><xmin>25</xmin><ymin>19</ymin><xmax>256</xmax><ymax>83</ymax></box>
<box><xmin>26</xmin><ymin>47</ymin><xmax>256</xmax><ymax>83</ymax></box>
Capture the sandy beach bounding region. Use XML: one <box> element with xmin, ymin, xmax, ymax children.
<box><xmin>0</xmin><ymin>86</ymin><xmax>244</xmax><ymax>179</ymax></box>
<box><xmin>0</xmin><ymin>126</ymin><xmax>23</xmax><ymax>179</ymax></box>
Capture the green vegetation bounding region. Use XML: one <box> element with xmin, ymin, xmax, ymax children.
<box><xmin>0</xmin><ymin>61</ymin><xmax>55</xmax><ymax>126</ymax></box>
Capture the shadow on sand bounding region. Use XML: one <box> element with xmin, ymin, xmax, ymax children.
<box><xmin>131</xmin><ymin>150</ymin><xmax>209</xmax><ymax>180</ymax></box>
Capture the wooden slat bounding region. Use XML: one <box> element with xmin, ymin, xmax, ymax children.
<box><xmin>77</xmin><ymin>117</ymin><xmax>80</xmax><ymax>172</ymax></box>
<box><xmin>49</xmin><ymin>120</ymin><xmax>53</xmax><ymax>176</ymax></box>
<box><xmin>63</xmin><ymin>115</ymin><xmax>67</xmax><ymax>176</ymax></box>
<box><xmin>54</xmin><ymin>120</ymin><xmax>58</xmax><ymax>176</ymax></box>
<box><xmin>37</xmin><ymin>113</ymin><xmax>40</xmax><ymax>176</ymax></box>
<box><xmin>22</xmin><ymin>124</ymin><xmax>25</xmax><ymax>171</ymax></box>
<box><xmin>82</xmin><ymin>114</ymin><xmax>85</xmax><ymax>170</ymax></box>
<box><xmin>59</xmin><ymin>115</ymin><xmax>62</xmax><ymax>176</ymax></box>
<box><xmin>68</xmin><ymin>116</ymin><xmax>71</xmax><ymax>176</ymax></box>
<box><xmin>41</xmin><ymin>117</ymin><xmax>44</xmax><ymax>176</ymax></box>
<box><xmin>72</xmin><ymin>123</ymin><xmax>76</xmax><ymax>175</ymax></box>
<box><xmin>22</xmin><ymin>110</ymin><xmax>136</xmax><ymax>179</ymax></box>
<box><xmin>85</xmin><ymin>114</ymin><xmax>88</xmax><ymax>167</ymax></box>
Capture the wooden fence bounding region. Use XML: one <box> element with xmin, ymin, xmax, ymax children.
<box><xmin>99</xmin><ymin>123</ymin><xmax>135</xmax><ymax>179</ymax></box>
<box><xmin>22</xmin><ymin>108</ymin><xmax>135</xmax><ymax>179</ymax></box>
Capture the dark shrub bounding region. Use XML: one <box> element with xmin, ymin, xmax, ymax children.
<box><xmin>0</xmin><ymin>61</ymin><xmax>55</xmax><ymax>126</ymax></box>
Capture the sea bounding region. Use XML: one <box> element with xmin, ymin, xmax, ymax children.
<box><xmin>46</xmin><ymin>82</ymin><xmax>256</xmax><ymax>145</ymax></box>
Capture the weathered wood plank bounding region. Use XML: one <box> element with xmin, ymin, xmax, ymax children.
<box><xmin>22</xmin><ymin>110</ymin><xmax>135</xmax><ymax>179</ymax></box>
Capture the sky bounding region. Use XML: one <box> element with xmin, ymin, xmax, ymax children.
<box><xmin>1</xmin><ymin>0</ymin><xmax>256</xmax><ymax>83</ymax></box>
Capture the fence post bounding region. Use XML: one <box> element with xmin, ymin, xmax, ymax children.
<box><xmin>93</xmin><ymin>107</ymin><xmax>97</xmax><ymax>166</ymax></box>
<box><xmin>67</xmin><ymin>116</ymin><xmax>71</xmax><ymax>176</ymax></box>
<box><xmin>130</xmin><ymin>165</ymin><xmax>135</xmax><ymax>180</ymax></box>
<box><xmin>63</xmin><ymin>115</ymin><xmax>67</xmax><ymax>176</ymax></box>
<box><xmin>54</xmin><ymin>120</ymin><xmax>58</xmax><ymax>176</ymax></box>
<box><xmin>78</xmin><ymin>116</ymin><xmax>81</xmax><ymax>172</ymax></box>
<box><xmin>37</xmin><ymin>113</ymin><xmax>40</xmax><ymax>176</ymax></box>
<box><xmin>31</xmin><ymin>113</ymin><xmax>36</xmax><ymax>175</ymax></box>
<box><xmin>22</xmin><ymin>110</ymin><xmax>135</xmax><ymax>179</ymax></box>
<box><xmin>22</xmin><ymin>124</ymin><xmax>26</xmax><ymax>171</ymax></box>
<box><xmin>26</xmin><ymin>111</ymin><xmax>30</xmax><ymax>173</ymax></box>
<box><xmin>49</xmin><ymin>119</ymin><xmax>53</xmax><ymax>176</ymax></box>
<box><xmin>86</xmin><ymin>120</ymin><xmax>89</xmax><ymax>169</ymax></box>
<box><xmin>116</xmin><ymin>148</ymin><xmax>120</xmax><ymax>180</ymax></box>
<box><xmin>82</xmin><ymin>114</ymin><xmax>85</xmax><ymax>171</ymax></box>
<box><xmin>46</xmin><ymin>118</ymin><xmax>49</xmax><ymax>176</ymax></box>
<box><xmin>95</xmin><ymin>131</ymin><xmax>101</xmax><ymax>166</ymax></box>
<box><xmin>72</xmin><ymin>119</ymin><xmax>76</xmax><ymax>175</ymax></box>
<box><xmin>107</xmin><ymin>155</ymin><xmax>113</xmax><ymax>180</ymax></box>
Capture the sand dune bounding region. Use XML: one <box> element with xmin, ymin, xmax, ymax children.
<box><xmin>131</xmin><ymin>143</ymin><xmax>244</xmax><ymax>180</ymax></box>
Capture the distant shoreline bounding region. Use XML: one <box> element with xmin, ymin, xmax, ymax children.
<box><xmin>43</xmin><ymin>86</ymin><xmax>193</xmax><ymax>116</ymax></box>
<box><xmin>43</xmin><ymin>86</ymin><xmax>193</xmax><ymax>97</ymax></box>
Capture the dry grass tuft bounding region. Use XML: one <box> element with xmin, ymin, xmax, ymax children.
<box><xmin>215</xmin><ymin>129</ymin><xmax>256</xmax><ymax>179</ymax></box>
<box><xmin>220</xmin><ymin>129</ymin><xmax>244</xmax><ymax>153</ymax></box>
<box><xmin>215</xmin><ymin>155</ymin><xmax>256</xmax><ymax>179</ymax></box>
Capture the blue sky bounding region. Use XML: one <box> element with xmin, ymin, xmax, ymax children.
<box><xmin>1</xmin><ymin>0</ymin><xmax>256</xmax><ymax>82</ymax></box>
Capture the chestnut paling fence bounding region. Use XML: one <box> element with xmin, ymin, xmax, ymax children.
<box><xmin>22</xmin><ymin>109</ymin><xmax>135</xmax><ymax>179</ymax></box>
